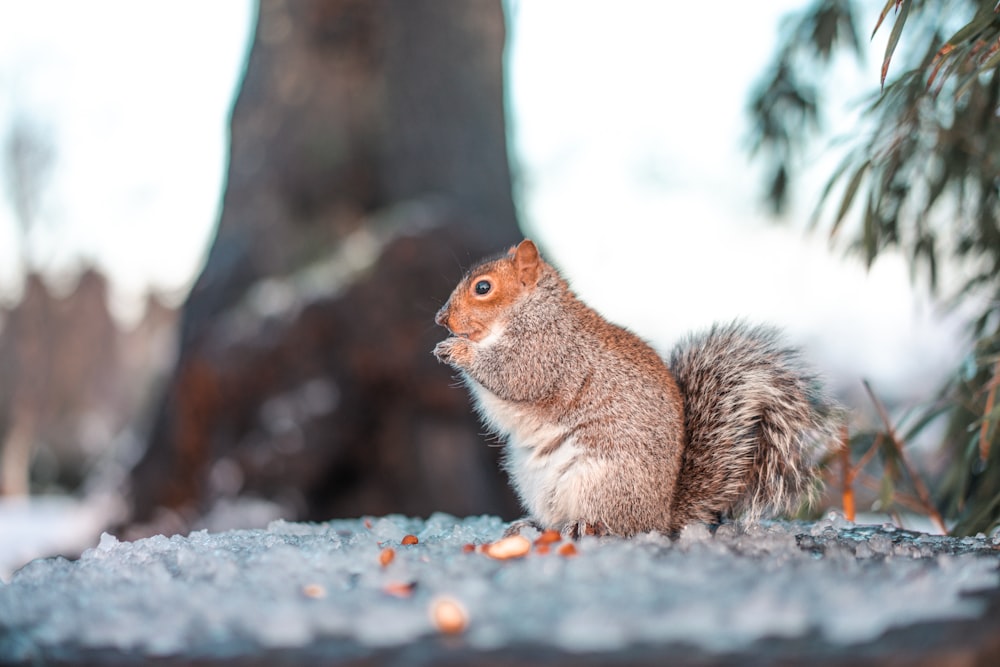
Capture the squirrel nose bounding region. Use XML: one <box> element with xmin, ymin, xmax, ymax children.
<box><xmin>434</xmin><ymin>304</ymin><xmax>449</xmax><ymax>329</ymax></box>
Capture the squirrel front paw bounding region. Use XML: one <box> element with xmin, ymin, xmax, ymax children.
<box><xmin>433</xmin><ymin>336</ymin><xmax>474</xmax><ymax>368</ymax></box>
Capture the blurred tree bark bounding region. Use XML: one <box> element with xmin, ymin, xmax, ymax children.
<box><xmin>128</xmin><ymin>0</ymin><xmax>522</xmax><ymax>532</ymax></box>
<box><xmin>1</xmin><ymin>113</ymin><xmax>56</xmax><ymax>496</ymax></box>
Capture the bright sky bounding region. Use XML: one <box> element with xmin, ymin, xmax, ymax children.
<box><xmin>506</xmin><ymin>1</ymin><xmax>966</xmax><ymax>401</ymax></box>
<box><xmin>0</xmin><ymin>0</ymin><xmax>967</xmax><ymax>401</ymax></box>
<box><xmin>0</xmin><ymin>0</ymin><xmax>255</xmax><ymax>304</ymax></box>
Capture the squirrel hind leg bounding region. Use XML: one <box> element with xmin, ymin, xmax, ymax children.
<box><xmin>564</xmin><ymin>520</ymin><xmax>612</xmax><ymax>540</ymax></box>
<box><xmin>502</xmin><ymin>517</ymin><xmax>544</xmax><ymax>538</ymax></box>
<box><xmin>503</xmin><ymin>518</ymin><xmax>614</xmax><ymax>540</ymax></box>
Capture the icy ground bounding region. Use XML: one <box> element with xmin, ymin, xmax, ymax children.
<box><xmin>0</xmin><ymin>495</ymin><xmax>123</xmax><ymax>582</ymax></box>
<box><xmin>1</xmin><ymin>512</ymin><xmax>998</xmax><ymax>664</ymax></box>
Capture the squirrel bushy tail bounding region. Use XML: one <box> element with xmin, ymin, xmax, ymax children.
<box><xmin>668</xmin><ymin>322</ymin><xmax>840</xmax><ymax>527</ymax></box>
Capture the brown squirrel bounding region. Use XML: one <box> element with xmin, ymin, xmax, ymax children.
<box><xmin>433</xmin><ymin>239</ymin><xmax>840</xmax><ymax>537</ymax></box>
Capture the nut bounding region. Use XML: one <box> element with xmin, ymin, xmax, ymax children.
<box><xmin>301</xmin><ymin>583</ymin><xmax>326</xmax><ymax>599</ymax></box>
<box><xmin>483</xmin><ymin>534</ymin><xmax>531</xmax><ymax>560</ymax></box>
<box><xmin>430</xmin><ymin>596</ymin><xmax>468</xmax><ymax>634</ymax></box>
<box><xmin>535</xmin><ymin>529</ymin><xmax>562</xmax><ymax>546</ymax></box>
<box><xmin>379</xmin><ymin>547</ymin><xmax>395</xmax><ymax>567</ymax></box>
<box><xmin>557</xmin><ymin>542</ymin><xmax>578</xmax><ymax>557</ymax></box>
<box><xmin>401</xmin><ymin>534</ymin><xmax>419</xmax><ymax>545</ymax></box>
<box><xmin>383</xmin><ymin>581</ymin><xmax>417</xmax><ymax>598</ymax></box>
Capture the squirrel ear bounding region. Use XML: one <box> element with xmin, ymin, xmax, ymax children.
<box><xmin>514</xmin><ymin>239</ymin><xmax>540</xmax><ymax>287</ymax></box>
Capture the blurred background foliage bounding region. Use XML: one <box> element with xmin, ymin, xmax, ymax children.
<box><xmin>749</xmin><ymin>0</ymin><xmax>1000</xmax><ymax>535</ymax></box>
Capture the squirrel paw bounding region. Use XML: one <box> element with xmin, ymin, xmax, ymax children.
<box><xmin>565</xmin><ymin>520</ymin><xmax>612</xmax><ymax>539</ymax></box>
<box><xmin>432</xmin><ymin>336</ymin><xmax>474</xmax><ymax>367</ymax></box>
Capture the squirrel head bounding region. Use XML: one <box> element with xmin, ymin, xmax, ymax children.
<box><xmin>435</xmin><ymin>239</ymin><xmax>542</xmax><ymax>343</ymax></box>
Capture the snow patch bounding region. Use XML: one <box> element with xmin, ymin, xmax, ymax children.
<box><xmin>0</xmin><ymin>513</ymin><xmax>997</xmax><ymax>660</ymax></box>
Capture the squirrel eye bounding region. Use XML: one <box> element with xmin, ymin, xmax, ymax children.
<box><xmin>474</xmin><ymin>280</ymin><xmax>491</xmax><ymax>295</ymax></box>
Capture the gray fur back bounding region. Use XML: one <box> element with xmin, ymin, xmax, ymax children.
<box><xmin>668</xmin><ymin>322</ymin><xmax>840</xmax><ymax>525</ymax></box>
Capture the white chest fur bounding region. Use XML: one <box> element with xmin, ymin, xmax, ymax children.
<box><xmin>465</xmin><ymin>378</ymin><xmax>599</xmax><ymax>527</ymax></box>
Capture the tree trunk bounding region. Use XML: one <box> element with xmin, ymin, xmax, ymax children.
<box><xmin>128</xmin><ymin>0</ymin><xmax>522</xmax><ymax>533</ymax></box>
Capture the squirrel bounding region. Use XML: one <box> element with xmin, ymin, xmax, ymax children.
<box><xmin>433</xmin><ymin>239</ymin><xmax>841</xmax><ymax>537</ymax></box>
